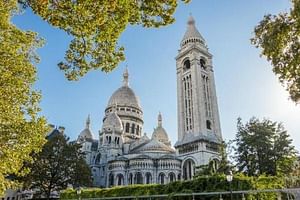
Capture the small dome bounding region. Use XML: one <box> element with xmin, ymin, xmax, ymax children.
<box><xmin>102</xmin><ymin>112</ymin><xmax>123</xmax><ymax>132</ymax></box>
<box><xmin>151</xmin><ymin>113</ymin><xmax>171</xmax><ymax>146</ymax></box>
<box><xmin>152</xmin><ymin>127</ymin><xmax>170</xmax><ymax>146</ymax></box>
<box><xmin>79</xmin><ymin>128</ymin><xmax>93</xmax><ymax>140</ymax></box>
<box><xmin>78</xmin><ymin>115</ymin><xmax>93</xmax><ymax>140</ymax></box>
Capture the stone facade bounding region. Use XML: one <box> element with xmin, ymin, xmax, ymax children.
<box><xmin>77</xmin><ymin>16</ymin><xmax>222</xmax><ymax>188</ymax></box>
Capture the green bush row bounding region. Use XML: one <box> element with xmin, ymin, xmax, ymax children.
<box><xmin>60</xmin><ymin>174</ymin><xmax>284</xmax><ymax>200</ymax></box>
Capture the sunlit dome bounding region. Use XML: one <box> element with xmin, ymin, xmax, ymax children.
<box><xmin>107</xmin><ymin>68</ymin><xmax>141</xmax><ymax>109</ymax></box>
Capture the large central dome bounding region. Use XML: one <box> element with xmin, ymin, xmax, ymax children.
<box><xmin>108</xmin><ymin>86</ymin><xmax>141</xmax><ymax>108</ymax></box>
<box><xmin>107</xmin><ymin>68</ymin><xmax>141</xmax><ymax>109</ymax></box>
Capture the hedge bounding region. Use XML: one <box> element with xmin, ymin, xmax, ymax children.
<box><xmin>60</xmin><ymin>174</ymin><xmax>285</xmax><ymax>200</ymax></box>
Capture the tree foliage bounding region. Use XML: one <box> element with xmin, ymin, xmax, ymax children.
<box><xmin>0</xmin><ymin>0</ymin><xmax>192</xmax><ymax>194</ymax></box>
<box><xmin>234</xmin><ymin>117</ymin><xmax>297</xmax><ymax>176</ymax></box>
<box><xmin>21</xmin><ymin>132</ymin><xmax>92</xmax><ymax>199</ymax></box>
<box><xmin>18</xmin><ymin>0</ymin><xmax>190</xmax><ymax>80</ymax></box>
<box><xmin>0</xmin><ymin>1</ymin><xmax>48</xmax><ymax>195</ymax></box>
<box><xmin>251</xmin><ymin>0</ymin><xmax>300</xmax><ymax>103</ymax></box>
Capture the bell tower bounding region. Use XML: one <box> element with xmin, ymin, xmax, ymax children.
<box><xmin>175</xmin><ymin>16</ymin><xmax>223</xmax><ymax>178</ymax></box>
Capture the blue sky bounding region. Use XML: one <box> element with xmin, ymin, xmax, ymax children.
<box><xmin>13</xmin><ymin>1</ymin><xmax>300</xmax><ymax>150</ymax></box>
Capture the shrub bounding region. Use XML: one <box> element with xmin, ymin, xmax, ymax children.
<box><xmin>60</xmin><ymin>175</ymin><xmax>284</xmax><ymax>200</ymax></box>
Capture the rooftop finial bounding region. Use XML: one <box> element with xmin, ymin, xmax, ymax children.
<box><xmin>187</xmin><ymin>14</ymin><xmax>195</xmax><ymax>26</ymax></box>
<box><xmin>86</xmin><ymin>114</ymin><xmax>90</xmax><ymax>129</ymax></box>
<box><xmin>123</xmin><ymin>66</ymin><xmax>129</xmax><ymax>87</ymax></box>
<box><xmin>158</xmin><ymin>112</ymin><xmax>162</xmax><ymax>127</ymax></box>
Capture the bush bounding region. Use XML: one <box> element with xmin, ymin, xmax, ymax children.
<box><xmin>60</xmin><ymin>175</ymin><xmax>284</xmax><ymax>200</ymax></box>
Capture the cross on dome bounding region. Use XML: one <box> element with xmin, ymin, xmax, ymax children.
<box><xmin>123</xmin><ymin>66</ymin><xmax>129</xmax><ymax>87</ymax></box>
<box><xmin>158</xmin><ymin>112</ymin><xmax>162</xmax><ymax>127</ymax></box>
<box><xmin>86</xmin><ymin>114</ymin><xmax>90</xmax><ymax>129</ymax></box>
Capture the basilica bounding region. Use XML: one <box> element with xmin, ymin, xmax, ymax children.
<box><xmin>76</xmin><ymin>16</ymin><xmax>223</xmax><ymax>188</ymax></box>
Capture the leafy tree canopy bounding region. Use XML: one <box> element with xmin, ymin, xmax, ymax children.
<box><xmin>21</xmin><ymin>132</ymin><xmax>92</xmax><ymax>199</ymax></box>
<box><xmin>1</xmin><ymin>0</ymin><xmax>191</xmax><ymax>194</ymax></box>
<box><xmin>19</xmin><ymin>0</ymin><xmax>190</xmax><ymax>80</ymax></box>
<box><xmin>251</xmin><ymin>0</ymin><xmax>300</xmax><ymax>103</ymax></box>
<box><xmin>234</xmin><ymin>117</ymin><xmax>297</xmax><ymax>176</ymax></box>
<box><xmin>0</xmin><ymin>1</ymin><xmax>48</xmax><ymax>195</ymax></box>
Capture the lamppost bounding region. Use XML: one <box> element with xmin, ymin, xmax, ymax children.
<box><xmin>76</xmin><ymin>187</ymin><xmax>81</xmax><ymax>200</ymax></box>
<box><xmin>226</xmin><ymin>170</ymin><xmax>233</xmax><ymax>200</ymax></box>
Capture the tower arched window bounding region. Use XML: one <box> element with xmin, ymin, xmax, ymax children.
<box><xmin>200</xmin><ymin>59</ymin><xmax>206</xmax><ymax>70</ymax></box>
<box><xmin>206</xmin><ymin>120</ymin><xmax>212</xmax><ymax>130</ymax></box>
<box><xmin>183</xmin><ymin>59</ymin><xmax>191</xmax><ymax>71</ymax></box>
<box><xmin>125</xmin><ymin>123</ymin><xmax>130</xmax><ymax>133</ymax></box>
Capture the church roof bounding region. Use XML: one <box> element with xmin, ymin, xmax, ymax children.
<box><xmin>132</xmin><ymin>138</ymin><xmax>175</xmax><ymax>153</ymax></box>
<box><xmin>107</xmin><ymin>68</ymin><xmax>141</xmax><ymax>109</ymax></box>
<box><xmin>174</xmin><ymin>132</ymin><xmax>222</xmax><ymax>147</ymax></box>
<box><xmin>130</xmin><ymin>133</ymin><xmax>150</xmax><ymax>151</ymax></box>
<box><xmin>181</xmin><ymin>15</ymin><xmax>205</xmax><ymax>46</ymax></box>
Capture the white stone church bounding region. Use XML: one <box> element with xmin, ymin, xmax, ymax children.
<box><xmin>76</xmin><ymin>16</ymin><xmax>223</xmax><ymax>188</ymax></box>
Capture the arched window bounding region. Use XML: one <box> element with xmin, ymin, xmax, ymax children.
<box><xmin>128</xmin><ymin>173</ymin><xmax>133</xmax><ymax>185</ymax></box>
<box><xmin>206</xmin><ymin>120</ymin><xmax>212</xmax><ymax>130</ymax></box>
<box><xmin>131</xmin><ymin>124</ymin><xmax>135</xmax><ymax>134</ymax></box>
<box><xmin>159</xmin><ymin>173</ymin><xmax>165</xmax><ymax>184</ymax></box>
<box><xmin>116</xmin><ymin>174</ymin><xmax>124</xmax><ymax>186</ymax></box>
<box><xmin>183</xmin><ymin>159</ymin><xmax>195</xmax><ymax>180</ymax></box>
<box><xmin>145</xmin><ymin>173</ymin><xmax>152</xmax><ymax>184</ymax></box>
<box><xmin>125</xmin><ymin>123</ymin><xmax>130</xmax><ymax>133</ymax></box>
<box><xmin>135</xmin><ymin>172</ymin><xmax>143</xmax><ymax>184</ymax></box>
<box><xmin>169</xmin><ymin>172</ymin><xmax>176</xmax><ymax>183</ymax></box>
<box><xmin>200</xmin><ymin>59</ymin><xmax>206</xmax><ymax>70</ymax></box>
<box><xmin>136</xmin><ymin>125</ymin><xmax>140</xmax><ymax>135</ymax></box>
<box><xmin>109</xmin><ymin>173</ymin><xmax>114</xmax><ymax>187</ymax></box>
<box><xmin>183</xmin><ymin>59</ymin><xmax>191</xmax><ymax>71</ymax></box>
